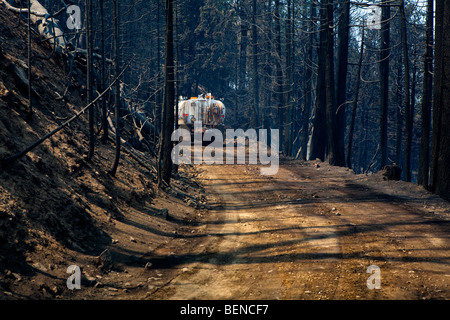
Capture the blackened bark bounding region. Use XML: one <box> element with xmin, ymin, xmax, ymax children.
<box><xmin>252</xmin><ymin>0</ymin><xmax>260</xmax><ymax>128</ymax></box>
<box><xmin>110</xmin><ymin>0</ymin><xmax>121</xmax><ymax>176</ymax></box>
<box><xmin>418</xmin><ymin>0</ymin><xmax>434</xmax><ymax>188</ymax></box>
<box><xmin>86</xmin><ymin>0</ymin><xmax>94</xmax><ymax>159</ymax></box>
<box><xmin>158</xmin><ymin>0</ymin><xmax>175</xmax><ymax>186</ymax></box>
<box><xmin>309</xmin><ymin>1</ymin><xmax>327</xmax><ymax>161</ymax></box>
<box><xmin>300</xmin><ymin>1</ymin><xmax>315</xmax><ymax>161</ymax></box>
<box><xmin>274</xmin><ymin>0</ymin><xmax>284</xmax><ymax>146</ymax></box>
<box><xmin>347</xmin><ymin>27</ymin><xmax>364</xmax><ymax>170</ymax></box>
<box><xmin>335</xmin><ymin>0</ymin><xmax>350</xmax><ymax>167</ymax></box>
<box><xmin>284</xmin><ymin>0</ymin><xmax>293</xmax><ymax>156</ymax></box>
<box><xmin>400</xmin><ymin>0</ymin><xmax>412</xmax><ymax>182</ymax></box>
<box><xmin>27</xmin><ymin>0</ymin><xmax>32</xmax><ymax>120</ymax></box>
<box><xmin>430</xmin><ymin>0</ymin><xmax>450</xmax><ymax>200</ymax></box>
<box><xmin>379</xmin><ymin>3</ymin><xmax>390</xmax><ymax>169</ymax></box>
<box><xmin>100</xmin><ymin>0</ymin><xmax>108</xmax><ymax>145</ymax></box>
<box><xmin>324</xmin><ymin>0</ymin><xmax>339</xmax><ymax>166</ymax></box>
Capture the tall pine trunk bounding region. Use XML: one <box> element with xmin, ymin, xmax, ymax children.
<box><xmin>158</xmin><ymin>0</ymin><xmax>175</xmax><ymax>186</ymax></box>
<box><xmin>100</xmin><ymin>0</ymin><xmax>108</xmax><ymax>145</ymax></box>
<box><xmin>252</xmin><ymin>0</ymin><xmax>260</xmax><ymax>128</ymax></box>
<box><xmin>379</xmin><ymin>2</ymin><xmax>390</xmax><ymax>169</ymax></box>
<box><xmin>284</xmin><ymin>0</ymin><xmax>293</xmax><ymax>156</ymax></box>
<box><xmin>274</xmin><ymin>0</ymin><xmax>284</xmax><ymax>148</ymax></box>
<box><xmin>300</xmin><ymin>1</ymin><xmax>315</xmax><ymax>161</ymax></box>
<box><xmin>324</xmin><ymin>0</ymin><xmax>339</xmax><ymax>166</ymax></box>
<box><xmin>86</xmin><ymin>0</ymin><xmax>94</xmax><ymax>160</ymax></box>
<box><xmin>418</xmin><ymin>0</ymin><xmax>434</xmax><ymax>188</ymax></box>
<box><xmin>335</xmin><ymin>0</ymin><xmax>350</xmax><ymax>167</ymax></box>
<box><xmin>400</xmin><ymin>0</ymin><xmax>412</xmax><ymax>182</ymax></box>
<box><xmin>238</xmin><ymin>0</ymin><xmax>248</xmax><ymax>126</ymax></box>
<box><xmin>110</xmin><ymin>0</ymin><xmax>121</xmax><ymax>176</ymax></box>
<box><xmin>27</xmin><ymin>0</ymin><xmax>32</xmax><ymax>119</ymax></box>
<box><xmin>430</xmin><ymin>0</ymin><xmax>450</xmax><ymax>200</ymax></box>
<box><xmin>347</xmin><ymin>26</ymin><xmax>364</xmax><ymax>170</ymax></box>
<box><xmin>309</xmin><ymin>0</ymin><xmax>327</xmax><ymax>161</ymax></box>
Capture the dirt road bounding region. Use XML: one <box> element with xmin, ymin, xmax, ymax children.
<box><xmin>148</xmin><ymin>160</ymin><xmax>450</xmax><ymax>300</ymax></box>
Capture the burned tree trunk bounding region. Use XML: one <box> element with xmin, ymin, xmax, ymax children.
<box><xmin>110</xmin><ymin>0</ymin><xmax>121</xmax><ymax>176</ymax></box>
<box><xmin>418</xmin><ymin>0</ymin><xmax>434</xmax><ymax>188</ymax></box>
<box><xmin>309</xmin><ymin>1</ymin><xmax>327</xmax><ymax>161</ymax></box>
<box><xmin>347</xmin><ymin>27</ymin><xmax>364</xmax><ymax>170</ymax></box>
<box><xmin>379</xmin><ymin>3</ymin><xmax>390</xmax><ymax>169</ymax></box>
<box><xmin>86</xmin><ymin>0</ymin><xmax>94</xmax><ymax>160</ymax></box>
<box><xmin>158</xmin><ymin>0</ymin><xmax>175</xmax><ymax>186</ymax></box>
<box><xmin>335</xmin><ymin>0</ymin><xmax>350</xmax><ymax>167</ymax></box>
<box><xmin>430</xmin><ymin>0</ymin><xmax>450</xmax><ymax>200</ymax></box>
<box><xmin>400</xmin><ymin>0</ymin><xmax>412</xmax><ymax>182</ymax></box>
<box><xmin>324</xmin><ymin>0</ymin><xmax>339</xmax><ymax>166</ymax></box>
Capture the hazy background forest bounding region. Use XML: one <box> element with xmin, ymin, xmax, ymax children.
<box><xmin>33</xmin><ymin>0</ymin><xmax>440</xmax><ymax>190</ymax></box>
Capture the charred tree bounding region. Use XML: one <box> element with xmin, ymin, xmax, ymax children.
<box><xmin>238</xmin><ymin>0</ymin><xmax>248</xmax><ymax>125</ymax></box>
<box><xmin>347</xmin><ymin>26</ymin><xmax>365</xmax><ymax>170</ymax></box>
<box><xmin>158</xmin><ymin>0</ymin><xmax>175</xmax><ymax>186</ymax></box>
<box><xmin>284</xmin><ymin>0</ymin><xmax>293</xmax><ymax>156</ymax></box>
<box><xmin>379</xmin><ymin>2</ymin><xmax>390</xmax><ymax>169</ymax></box>
<box><xmin>251</xmin><ymin>0</ymin><xmax>261</xmax><ymax>128</ymax></box>
<box><xmin>335</xmin><ymin>0</ymin><xmax>350</xmax><ymax>167</ymax></box>
<box><xmin>27</xmin><ymin>0</ymin><xmax>32</xmax><ymax>120</ymax></box>
<box><xmin>85</xmin><ymin>0</ymin><xmax>94</xmax><ymax>160</ymax></box>
<box><xmin>110</xmin><ymin>0</ymin><xmax>121</xmax><ymax>176</ymax></box>
<box><xmin>430</xmin><ymin>0</ymin><xmax>450</xmax><ymax>200</ymax></box>
<box><xmin>100</xmin><ymin>0</ymin><xmax>108</xmax><ymax>145</ymax></box>
<box><xmin>418</xmin><ymin>0</ymin><xmax>434</xmax><ymax>188</ymax></box>
<box><xmin>299</xmin><ymin>1</ymin><xmax>315</xmax><ymax>161</ymax></box>
<box><xmin>324</xmin><ymin>0</ymin><xmax>339</xmax><ymax>166</ymax></box>
<box><xmin>400</xmin><ymin>0</ymin><xmax>412</xmax><ymax>182</ymax></box>
<box><xmin>309</xmin><ymin>0</ymin><xmax>328</xmax><ymax>161</ymax></box>
<box><xmin>274</xmin><ymin>0</ymin><xmax>285</xmax><ymax>148</ymax></box>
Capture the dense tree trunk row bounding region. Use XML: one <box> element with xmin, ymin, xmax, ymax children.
<box><xmin>7</xmin><ymin>0</ymin><xmax>450</xmax><ymax>200</ymax></box>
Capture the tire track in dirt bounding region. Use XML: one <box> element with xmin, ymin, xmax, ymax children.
<box><xmin>150</xmin><ymin>164</ymin><xmax>285</xmax><ymax>299</ymax></box>
<box><xmin>281</xmin><ymin>161</ymin><xmax>450</xmax><ymax>299</ymax></box>
<box><xmin>150</xmin><ymin>164</ymin><xmax>344</xmax><ymax>300</ymax></box>
<box><xmin>149</xmin><ymin>160</ymin><xmax>449</xmax><ymax>300</ymax></box>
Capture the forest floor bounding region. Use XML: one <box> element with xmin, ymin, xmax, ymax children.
<box><xmin>54</xmin><ymin>159</ymin><xmax>450</xmax><ymax>300</ymax></box>
<box><xmin>144</xmin><ymin>160</ymin><xmax>450</xmax><ymax>300</ymax></box>
<box><xmin>0</xmin><ymin>5</ymin><xmax>449</xmax><ymax>301</ymax></box>
<box><xmin>65</xmin><ymin>158</ymin><xmax>449</xmax><ymax>301</ymax></box>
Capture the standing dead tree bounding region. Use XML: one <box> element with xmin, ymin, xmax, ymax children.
<box><xmin>347</xmin><ymin>26</ymin><xmax>365</xmax><ymax>170</ymax></box>
<box><xmin>430</xmin><ymin>0</ymin><xmax>450</xmax><ymax>200</ymax></box>
<box><xmin>379</xmin><ymin>2</ymin><xmax>390</xmax><ymax>169</ymax></box>
<box><xmin>417</xmin><ymin>0</ymin><xmax>434</xmax><ymax>188</ymax></box>
<box><xmin>85</xmin><ymin>0</ymin><xmax>95</xmax><ymax>160</ymax></box>
<box><xmin>110</xmin><ymin>0</ymin><xmax>121</xmax><ymax>177</ymax></box>
<box><xmin>400</xmin><ymin>0</ymin><xmax>412</xmax><ymax>182</ymax></box>
<box><xmin>158</xmin><ymin>0</ymin><xmax>175</xmax><ymax>187</ymax></box>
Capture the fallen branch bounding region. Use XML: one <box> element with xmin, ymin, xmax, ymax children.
<box><xmin>75</xmin><ymin>49</ymin><xmax>113</xmax><ymax>65</ymax></box>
